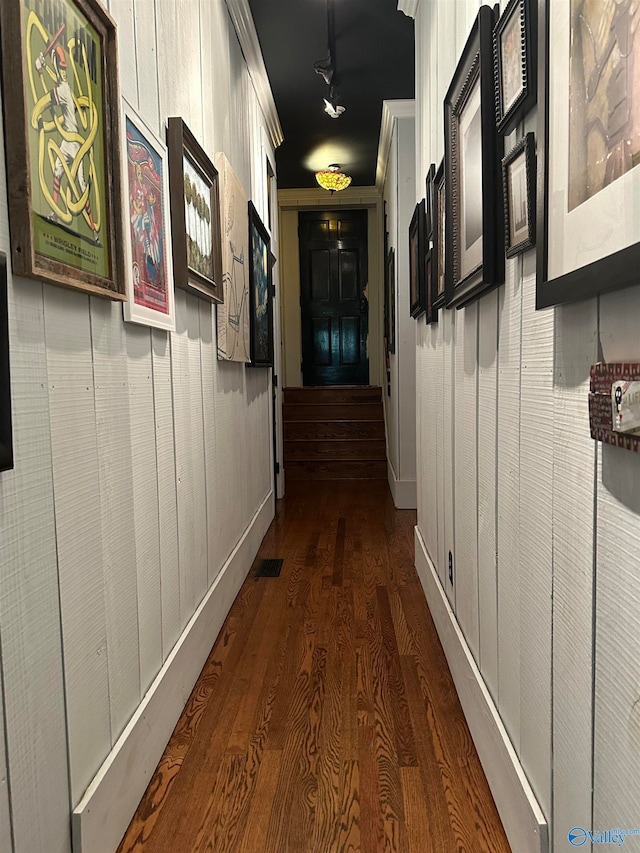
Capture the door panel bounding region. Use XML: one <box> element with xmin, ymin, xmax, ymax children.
<box><xmin>300</xmin><ymin>209</ymin><xmax>369</xmax><ymax>386</ymax></box>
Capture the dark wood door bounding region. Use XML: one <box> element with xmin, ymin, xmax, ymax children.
<box><xmin>299</xmin><ymin>209</ymin><xmax>369</xmax><ymax>386</ymax></box>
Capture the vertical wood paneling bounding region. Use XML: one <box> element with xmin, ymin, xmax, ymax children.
<box><xmin>434</xmin><ymin>319</ymin><xmax>445</xmax><ymax>587</ymax></box>
<box><xmin>90</xmin><ymin>299</ymin><xmax>140</xmax><ymax>737</ymax></box>
<box><xmin>593</xmin><ymin>287</ymin><xmax>640</xmax><ymax>832</ymax></box>
<box><xmin>109</xmin><ymin>0</ymin><xmax>137</xmax><ymax>105</ymax></box>
<box><xmin>199</xmin><ymin>302</ymin><xmax>220</xmax><ymax>585</ymax></box>
<box><xmin>518</xmin><ymin>258</ymin><xmax>553</xmax><ymax>818</ymax></box>
<box><xmin>155</xmin><ymin>0</ymin><xmax>203</xmax><ymax>132</ymax></box>
<box><xmin>496</xmin><ymin>260</ymin><xmax>522</xmax><ymax>752</ymax></box>
<box><xmin>552</xmin><ymin>298</ymin><xmax>597</xmax><ymax>853</ymax></box>
<box><xmin>477</xmin><ymin>291</ymin><xmax>498</xmax><ymax>699</ymax></box>
<box><xmin>418</xmin><ymin>321</ymin><xmax>437</xmax><ymax>560</ymax></box>
<box><xmin>127</xmin><ymin>323</ymin><xmax>163</xmax><ymax>692</ymax></box>
<box><xmin>133</xmin><ymin>0</ymin><xmax>161</xmax><ymax>131</ymax></box>
<box><xmin>44</xmin><ymin>288</ymin><xmax>111</xmax><ymax>806</ymax></box>
<box><xmin>442</xmin><ymin>309</ymin><xmax>455</xmax><ymax>609</ymax></box>
<box><xmin>151</xmin><ymin>329</ymin><xmax>180</xmax><ymax>658</ymax></box>
<box><xmin>0</xmin><ymin>663</ymin><xmax>13</xmax><ymax>853</ymax></box>
<box><xmin>454</xmin><ymin>304</ymin><xmax>479</xmax><ymax>659</ymax></box>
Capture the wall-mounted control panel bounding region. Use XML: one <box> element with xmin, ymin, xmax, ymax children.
<box><xmin>589</xmin><ymin>362</ymin><xmax>640</xmax><ymax>451</ymax></box>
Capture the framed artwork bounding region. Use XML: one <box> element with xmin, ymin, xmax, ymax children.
<box><xmin>0</xmin><ymin>254</ymin><xmax>12</xmax><ymax>473</ymax></box>
<box><xmin>383</xmin><ymin>203</ymin><xmax>390</xmax><ymax>353</ymax></box>
<box><xmin>503</xmin><ymin>132</ymin><xmax>536</xmax><ymax>258</ymax></box>
<box><xmin>424</xmin><ymin>164</ymin><xmax>438</xmax><ymax>324</ymax></box>
<box><xmin>409</xmin><ymin>199</ymin><xmax>426</xmax><ymax>318</ymax></box>
<box><xmin>445</xmin><ymin>5</ymin><xmax>503</xmax><ymax>310</ymax></box>
<box><xmin>167</xmin><ymin>117</ymin><xmax>222</xmax><ymax>304</ymax></box>
<box><xmin>122</xmin><ymin>102</ymin><xmax>175</xmax><ymax>330</ymax></box>
<box><xmin>216</xmin><ymin>152</ymin><xmax>250</xmax><ymax>362</ymax></box>
<box><xmin>247</xmin><ymin>201</ymin><xmax>273</xmax><ymax>367</ymax></box>
<box><xmin>537</xmin><ymin>0</ymin><xmax>640</xmax><ymax>308</ymax></box>
<box><xmin>494</xmin><ymin>0</ymin><xmax>537</xmax><ymax>135</ymax></box>
<box><xmin>386</xmin><ymin>247</ymin><xmax>396</xmax><ymax>355</ymax></box>
<box><xmin>433</xmin><ymin>159</ymin><xmax>447</xmax><ymax>312</ymax></box>
<box><xmin>0</xmin><ymin>0</ymin><xmax>124</xmax><ymax>298</ymax></box>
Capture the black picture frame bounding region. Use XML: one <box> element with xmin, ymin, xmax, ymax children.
<box><xmin>247</xmin><ymin>201</ymin><xmax>274</xmax><ymax>367</ymax></box>
<box><xmin>503</xmin><ymin>132</ymin><xmax>536</xmax><ymax>258</ymax></box>
<box><xmin>386</xmin><ymin>247</ymin><xmax>396</xmax><ymax>354</ymax></box>
<box><xmin>494</xmin><ymin>0</ymin><xmax>537</xmax><ymax>136</ymax></box>
<box><xmin>432</xmin><ymin>158</ymin><xmax>447</xmax><ymax>312</ymax></box>
<box><xmin>536</xmin><ymin>0</ymin><xmax>640</xmax><ymax>309</ymax></box>
<box><xmin>0</xmin><ymin>254</ymin><xmax>13</xmax><ymax>473</ymax></box>
<box><xmin>167</xmin><ymin>117</ymin><xmax>223</xmax><ymax>303</ymax></box>
<box><xmin>424</xmin><ymin>164</ymin><xmax>438</xmax><ymax>324</ymax></box>
<box><xmin>444</xmin><ymin>4</ymin><xmax>504</xmax><ymax>310</ymax></box>
<box><xmin>409</xmin><ymin>199</ymin><xmax>427</xmax><ymax>318</ymax></box>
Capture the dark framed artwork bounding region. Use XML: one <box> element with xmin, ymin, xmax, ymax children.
<box><xmin>0</xmin><ymin>0</ymin><xmax>124</xmax><ymax>298</ymax></box>
<box><xmin>122</xmin><ymin>100</ymin><xmax>175</xmax><ymax>330</ymax></box>
<box><xmin>503</xmin><ymin>132</ymin><xmax>536</xmax><ymax>258</ymax></box>
<box><xmin>167</xmin><ymin>117</ymin><xmax>223</xmax><ymax>303</ymax></box>
<box><xmin>433</xmin><ymin>158</ymin><xmax>447</xmax><ymax>312</ymax></box>
<box><xmin>0</xmin><ymin>254</ymin><xmax>13</xmax><ymax>473</ymax></box>
<box><xmin>444</xmin><ymin>4</ymin><xmax>504</xmax><ymax>309</ymax></box>
<box><xmin>386</xmin><ymin>247</ymin><xmax>396</xmax><ymax>354</ymax></box>
<box><xmin>494</xmin><ymin>0</ymin><xmax>537</xmax><ymax>135</ymax></box>
<box><xmin>383</xmin><ymin>202</ymin><xmax>390</xmax><ymax>353</ymax></box>
<box><xmin>424</xmin><ymin>164</ymin><xmax>438</xmax><ymax>324</ymax></box>
<box><xmin>247</xmin><ymin>201</ymin><xmax>273</xmax><ymax>367</ymax></box>
<box><xmin>537</xmin><ymin>0</ymin><xmax>640</xmax><ymax>308</ymax></box>
<box><xmin>409</xmin><ymin>199</ymin><xmax>426</xmax><ymax>318</ymax></box>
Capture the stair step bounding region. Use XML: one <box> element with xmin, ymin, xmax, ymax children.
<box><xmin>284</xmin><ymin>386</ymin><xmax>382</xmax><ymax>405</ymax></box>
<box><xmin>284</xmin><ymin>439</ymin><xmax>386</xmax><ymax>461</ymax></box>
<box><xmin>285</xmin><ymin>459</ymin><xmax>387</xmax><ymax>480</ymax></box>
<box><xmin>283</xmin><ymin>403</ymin><xmax>383</xmax><ymax>422</ymax></box>
<box><xmin>284</xmin><ymin>420</ymin><xmax>385</xmax><ymax>441</ymax></box>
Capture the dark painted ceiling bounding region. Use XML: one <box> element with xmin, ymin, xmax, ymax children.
<box><xmin>247</xmin><ymin>0</ymin><xmax>415</xmax><ymax>189</ymax></box>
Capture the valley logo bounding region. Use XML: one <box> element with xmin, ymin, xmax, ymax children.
<box><xmin>568</xmin><ymin>826</ymin><xmax>640</xmax><ymax>847</ymax></box>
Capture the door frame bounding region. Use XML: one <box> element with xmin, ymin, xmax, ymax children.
<box><xmin>277</xmin><ymin>188</ymin><xmax>383</xmax><ymax>389</ymax></box>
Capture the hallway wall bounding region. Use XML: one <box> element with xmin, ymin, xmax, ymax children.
<box><xmin>0</xmin><ymin>2</ymin><xmax>276</xmax><ymax>851</ymax></box>
<box><xmin>412</xmin><ymin>1</ymin><xmax>640</xmax><ymax>851</ymax></box>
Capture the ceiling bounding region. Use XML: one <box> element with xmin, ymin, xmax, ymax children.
<box><xmin>246</xmin><ymin>0</ymin><xmax>415</xmax><ymax>189</ymax></box>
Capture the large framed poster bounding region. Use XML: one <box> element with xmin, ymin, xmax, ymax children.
<box><xmin>247</xmin><ymin>201</ymin><xmax>273</xmax><ymax>367</ymax></box>
<box><xmin>0</xmin><ymin>0</ymin><xmax>124</xmax><ymax>298</ymax></box>
<box><xmin>0</xmin><ymin>254</ymin><xmax>12</xmax><ymax>473</ymax></box>
<box><xmin>444</xmin><ymin>4</ymin><xmax>503</xmax><ymax>309</ymax></box>
<box><xmin>537</xmin><ymin>0</ymin><xmax>640</xmax><ymax>308</ymax></box>
<box><xmin>122</xmin><ymin>101</ymin><xmax>175</xmax><ymax>330</ymax></box>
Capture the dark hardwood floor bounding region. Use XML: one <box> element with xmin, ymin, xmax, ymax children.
<box><xmin>117</xmin><ymin>480</ymin><xmax>511</xmax><ymax>853</ymax></box>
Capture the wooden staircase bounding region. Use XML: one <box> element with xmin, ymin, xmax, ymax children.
<box><xmin>283</xmin><ymin>386</ymin><xmax>387</xmax><ymax>480</ymax></box>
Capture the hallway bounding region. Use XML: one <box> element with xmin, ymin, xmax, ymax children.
<box><xmin>117</xmin><ymin>480</ymin><xmax>511</xmax><ymax>853</ymax></box>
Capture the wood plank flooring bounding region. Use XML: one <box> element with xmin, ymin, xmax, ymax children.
<box><xmin>117</xmin><ymin>480</ymin><xmax>511</xmax><ymax>853</ymax></box>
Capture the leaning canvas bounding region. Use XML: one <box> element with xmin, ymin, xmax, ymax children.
<box><xmin>215</xmin><ymin>152</ymin><xmax>250</xmax><ymax>363</ymax></box>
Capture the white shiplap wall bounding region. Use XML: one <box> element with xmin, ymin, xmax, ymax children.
<box><xmin>0</xmin><ymin>0</ymin><xmax>276</xmax><ymax>850</ymax></box>
<box><xmin>412</xmin><ymin>0</ymin><xmax>640</xmax><ymax>850</ymax></box>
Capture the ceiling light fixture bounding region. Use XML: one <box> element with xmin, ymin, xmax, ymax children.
<box><xmin>315</xmin><ymin>164</ymin><xmax>352</xmax><ymax>193</ymax></box>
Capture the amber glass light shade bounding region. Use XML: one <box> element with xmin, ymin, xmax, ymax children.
<box><xmin>315</xmin><ymin>166</ymin><xmax>352</xmax><ymax>192</ymax></box>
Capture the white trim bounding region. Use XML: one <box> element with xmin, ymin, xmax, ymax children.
<box><xmin>224</xmin><ymin>0</ymin><xmax>284</xmax><ymax>149</ymax></box>
<box><xmin>414</xmin><ymin>527</ymin><xmax>549</xmax><ymax>853</ymax></box>
<box><xmin>376</xmin><ymin>100</ymin><xmax>415</xmax><ymax>192</ymax></box>
<box><xmin>397</xmin><ymin>0</ymin><xmax>419</xmax><ymax>19</ymax></box>
<box><xmin>72</xmin><ymin>491</ymin><xmax>275</xmax><ymax>853</ymax></box>
<box><xmin>278</xmin><ymin>185</ymin><xmax>381</xmax><ymax>209</ymax></box>
<box><xmin>387</xmin><ymin>459</ymin><xmax>417</xmax><ymax>508</ymax></box>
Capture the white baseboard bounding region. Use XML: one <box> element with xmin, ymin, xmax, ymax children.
<box><xmin>387</xmin><ymin>459</ymin><xmax>417</xmax><ymax>509</ymax></box>
<box><xmin>72</xmin><ymin>491</ymin><xmax>275</xmax><ymax>853</ymax></box>
<box><xmin>414</xmin><ymin>527</ymin><xmax>548</xmax><ymax>853</ymax></box>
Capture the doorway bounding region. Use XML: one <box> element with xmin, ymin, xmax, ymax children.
<box><xmin>298</xmin><ymin>209</ymin><xmax>369</xmax><ymax>386</ymax></box>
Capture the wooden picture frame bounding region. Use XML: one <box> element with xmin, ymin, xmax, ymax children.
<box><xmin>167</xmin><ymin>117</ymin><xmax>223</xmax><ymax>303</ymax></box>
<box><xmin>536</xmin><ymin>0</ymin><xmax>640</xmax><ymax>309</ymax></box>
<box><xmin>122</xmin><ymin>100</ymin><xmax>175</xmax><ymax>330</ymax></box>
<box><xmin>503</xmin><ymin>132</ymin><xmax>536</xmax><ymax>258</ymax></box>
<box><xmin>0</xmin><ymin>0</ymin><xmax>124</xmax><ymax>298</ymax></box>
<box><xmin>444</xmin><ymin>5</ymin><xmax>503</xmax><ymax>310</ymax></box>
<box><xmin>0</xmin><ymin>254</ymin><xmax>12</xmax><ymax>473</ymax></box>
<box><xmin>424</xmin><ymin>164</ymin><xmax>438</xmax><ymax>324</ymax></box>
<box><xmin>409</xmin><ymin>199</ymin><xmax>426</xmax><ymax>318</ymax></box>
<box><xmin>386</xmin><ymin>247</ymin><xmax>396</xmax><ymax>355</ymax></box>
<box><xmin>247</xmin><ymin>201</ymin><xmax>273</xmax><ymax>367</ymax></box>
<box><xmin>432</xmin><ymin>158</ymin><xmax>447</xmax><ymax>312</ymax></box>
<box><xmin>494</xmin><ymin>0</ymin><xmax>537</xmax><ymax>136</ymax></box>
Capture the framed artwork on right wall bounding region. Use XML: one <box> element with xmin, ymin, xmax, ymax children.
<box><xmin>0</xmin><ymin>253</ymin><xmax>13</xmax><ymax>473</ymax></box>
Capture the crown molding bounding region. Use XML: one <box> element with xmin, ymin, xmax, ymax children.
<box><xmin>376</xmin><ymin>99</ymin><xmax>415</xmax><ymax>192</ymax></box>
<box><xmin>225</xmin><ymin>0</ymin><xmax>284</xmax><ymax>150</ymax></box>
<box><xmin>397</xmin><ymin>0</ymin><xmax>419</xmax><ymax>19</ymax></box>
<box><xmin>278</xmin><ymin>185</ymin><xmax>381</xmax><ymax>210</ymax></box>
